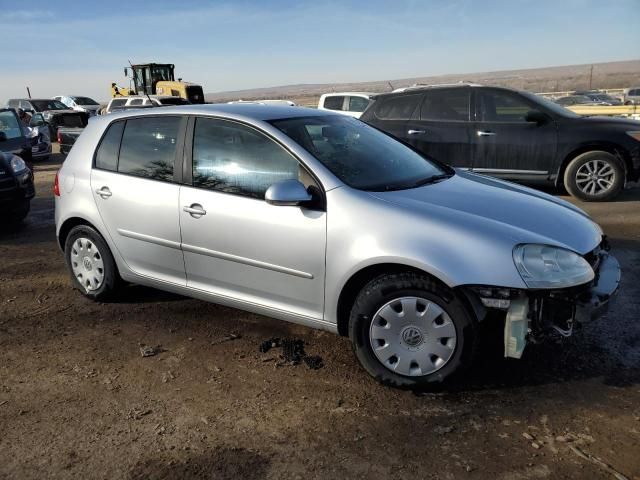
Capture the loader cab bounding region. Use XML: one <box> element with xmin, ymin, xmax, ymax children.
<box><xmin>125</xmin><ymin>63</ymin><xmax>176</xmax><ymax>96</ymax></box>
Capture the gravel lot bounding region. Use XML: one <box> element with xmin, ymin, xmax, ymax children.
<box><xmin>1</xmin><ymin>147</ymin><xmax>639</xmax><ymax>480</ymax></box>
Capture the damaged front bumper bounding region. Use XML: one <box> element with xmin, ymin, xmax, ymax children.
<box><xmin>467</xmin><ymin>250</ymin><xmax>621</xmax><ymax>359</ymax></box>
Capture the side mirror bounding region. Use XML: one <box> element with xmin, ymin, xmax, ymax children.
<box><xmin>0</xmin><ymin>132</ymin><xmax>6</xmax><ymax>142</ymax></box>
<box><xmin>124</xmin><ymin>67</ymin><xmax>128</xmax><ymax>76</ymax></box>
<box><xmin>265</xmin><ymin>179</ymin><xmax>312</xmax><ymax>206</ymax></box>
<box><xmin>525</xmin><ymin>110</ymin><xmax>549</xmax><ymax>125</ymax></box>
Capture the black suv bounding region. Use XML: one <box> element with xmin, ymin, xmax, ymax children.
<box><xmin>0</xmin><ymin>109</ymin><xmax>36</xmax><ymax>224</ymax></box>
<box><xmin>360</xmin><ymin>85</ymin><xmax>640</xmax><ymax>201</ymax></box>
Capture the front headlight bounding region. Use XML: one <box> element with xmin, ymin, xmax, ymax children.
<box><xmin>10</xmin><ymin>155</ymin><xmax>27</xmax><ymax>174</ymax></box>
<box><xmin>513</xmin><ymin>244</ymin><xmax>594</xmax><ymax>289</ymax></box>
<box><xmin>626</xmin><ymin>131</ymin><xmax>640</xmax><ymax>142</ymax></box>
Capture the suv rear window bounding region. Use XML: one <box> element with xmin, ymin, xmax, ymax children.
<box><xmin>323</xmin><ymin>96</ymin><xmax>345</xmax><ymax>111</ymax></box>
<box><xmin>117</xmin><ymin>117</ymin><xmax>181</xmax><ymax>181</ymax></box>
<box><xmin>348</xmin><ymin>96</ymin><xmax>370</xmax><ymax>112</ymax></box>
<box><xmin>375</xmin><ymin>94</ymin><xmax>421</xmax><ymax>120</ymax></box>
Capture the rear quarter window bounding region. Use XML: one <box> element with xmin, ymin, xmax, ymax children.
<box><xmin>95</xmin><ymin>121</ymin><xmax>124</xmax><ymax>171</ymax></box>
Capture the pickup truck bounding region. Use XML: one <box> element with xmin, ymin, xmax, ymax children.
<box><xmin>57</xmin><ymin>127</ymin><xmax>84</xmax><ymax>156</ymax></box>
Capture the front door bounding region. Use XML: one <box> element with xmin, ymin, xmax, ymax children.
<box><xmin>404</xmin><ymin>87</ymin><xmax>473</xmax><ymax>168</ymax></box>
<box><xmin>471</xmin><ymin>88</ymin><xmax>557</xmax><ymax>180</ymax></box>
<box><xmin>179</xmin><ymin>117</ymin><xmax>327</xmax><ymax>320</ymax></box>
<box><xmin>90</xmin><ymin>116</ymin><xmax>186</xmax><ymax>285</ymax></box>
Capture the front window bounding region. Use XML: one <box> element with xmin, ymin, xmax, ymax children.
<box><xmin>522</xmin><ymin>91</ymin><xmax>580</xmax><ymax>118</ymax></box>
<box><xmin>30</xmin><ymin>100</ymin><xmax>68</xmax><ymax>111</ymax></box>
<box><xmin>270</xmin><ymin>115</ymin><xmax>448</xmax><ymax>191</ymax></box>
<box><xmin>0</xmin><ymin>110</ymin><xmax>23</xmax><ymax>140</ymax></box>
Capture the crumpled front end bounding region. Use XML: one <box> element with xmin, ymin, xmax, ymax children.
<box><xmin>463</xmin><ymin>238</ymin><xmax>621</xmax><ymax>359</ymax></box>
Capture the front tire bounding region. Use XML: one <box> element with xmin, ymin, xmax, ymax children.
<box><xmin>64</xmin><ymin>225</ymin><xmax>120</xmax><ymax>301</ymax></box>
<box><xmin>348</xmin><ymin>273</ymin><xmax>477</xmax><ymax>389</ymax></box>
<box><xmin>564</xmin><ymin>151</ymin><xmax>625</xmax><ymax>201</ymax></box>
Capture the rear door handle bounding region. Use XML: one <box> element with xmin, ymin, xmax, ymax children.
<box><xmin>183</xmin><ymin>204</ymin><xmax>206</xmax><ymax>218</ymax></box>
<box><xmin>477</xmin><ymin>130</ymin><xmax>496</xmax><ymax>137</ymax></box>
<box><xmin>95</xmin><ymin>186</ymin><xmax>112</xmax><ymax>198</ymax></box>
<box><xmin>407</xmin><ymin>129</ymin><xmax>426</xmax><ymax>135</ymax></box>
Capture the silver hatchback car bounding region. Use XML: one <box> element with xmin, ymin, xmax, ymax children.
<box><xmin>55</xmin><ymin>104</ymin><xmax>620</xmax><ymax>388</ymax></box>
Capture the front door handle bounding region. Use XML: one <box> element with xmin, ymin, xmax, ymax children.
<box><xmin>407</xmin><ymin>129</ymin><xmax>426</xmax><ymax>135</ymax></box>
<box><xmin>95</xmin><ymin>186</ymin><xmax>112</xmax><ymax>198</ymax></box>
<box><xmin>477</xmin><ymin>130</ymin><xmax>496</xmax><ymax>137</ymax></box>
<box><xmin>183</xmin><ymin>204</ymin><xmax>206</xmax><ymax>218</ymax></box>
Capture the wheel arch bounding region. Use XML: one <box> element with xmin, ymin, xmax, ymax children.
<box><xmin>555</xmin><ymin>143</ymin><xmax>631</xmax><ymax>188</ymax></box>
<box><xmin>57</xmin><ymin>216</ymin><xmax>103</xmax><ymax>251</ymax></box>
<box><xmin>336</xmin><ymin>263</ymin><xmax>458</xmax><ymax>337</ymax></box>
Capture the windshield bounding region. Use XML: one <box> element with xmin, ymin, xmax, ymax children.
<box><xmin>523</xmin><ymin>92</ymin><xmax>580</xmax><ymax>118</ymax></box>
<box><xmin>31</xmin><ymin>100</ymin><xmax>68</xmax><ymax>111</ymax></box>
<box><xmin>270</xmin><ymin>115</ymin><xmax>448</xmax><ymax>191</ymax></box>
<box><xmin>0</xmin><ymin>110</ymin><xmax>23</xmax><ymax>140</ymax></box>
<box><xmin>72</xmin><ymin>96</ymin><xmax>99</xmax><ymax>105</ymax></box>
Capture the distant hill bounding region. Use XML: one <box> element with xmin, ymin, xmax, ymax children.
<box><xmin>205</xmin><ymin>59</ymin><xmax>640</xmax><ymax>106</ymax></box>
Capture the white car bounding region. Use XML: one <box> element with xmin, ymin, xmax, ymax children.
<box><xmin>104</xmin><ymin>95</ymin><xmax>190</xmax><ymax>114</ymax></box>
<box><xmin>317</xmin><ymin>92</ymin><xmax>373</xmax><ymax>118</ymax></box>
<box><xmin>53</xmin><ymin>95</ymin><xmax>102</xmax><ymax>117</ymax></box>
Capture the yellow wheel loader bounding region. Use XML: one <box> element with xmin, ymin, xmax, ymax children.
<box><xmin>110</xmin><ymin>63</ymin><xmax>205</xmax><ymax>104</ymax></box>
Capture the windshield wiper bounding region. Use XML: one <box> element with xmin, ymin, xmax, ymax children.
<box><xmin>410</xmin><ymin>173</ymin><xmax>453</xmax><ymax>188</ymax></box>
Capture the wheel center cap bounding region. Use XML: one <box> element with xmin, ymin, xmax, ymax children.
<box><xmin>83</xmin><ymin>257</ymin><xmax>93</xmax><ymax>271</ymax></box>
<box><xmin>401</xmin><ymin>326</ymin><xmax>424</xmax><ymax>347</ymax></box>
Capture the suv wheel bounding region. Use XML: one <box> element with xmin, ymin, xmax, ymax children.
<box><xmin>348</xmin><ymin>273</ymin><xmax>477</xmax><ymax>389</ymax></box>
<box><xmin>564</xmin><ymin>151</ymin><xmax>624</xmax><ymax>202</ymax></box>
<box><xmin>64</xmin><ymin>225</ymin><xmax>120</xmax><ymax>301</ymax></box>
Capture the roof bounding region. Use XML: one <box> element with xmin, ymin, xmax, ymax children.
<box><xmin>101</xmin><ymin>103</ymin><xmax>329</xmax><ymax>123</ymax></box>
<box><xmin>320</xmin><ymin>92</ymin><xmax>374</xmax><ymax>97</ymax></box>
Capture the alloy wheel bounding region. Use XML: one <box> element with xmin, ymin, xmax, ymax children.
<box><xmin>575</xmin><ymin>159</ymin><xmax>615</xmax><ymax>196</ymax></box>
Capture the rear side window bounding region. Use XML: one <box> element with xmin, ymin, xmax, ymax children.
<box><xmin>348</xmin><ymin>96</ymin><xmax>370</xmax><ymax>112</ymax></box>
<box><xmin>95</xmin><ymin>121</ymin><xmax>124</xmax><ymax>171</ymax></box>
<box><xmin>129</xmin><ymin>99</ymin><xmax>144</xmax><ymax>106</ymax></box>
<box><xmin>421</xmin><ymin>89</ymin><xmax>469</xmax><ymax>121</ymax></box>
<box><xmin>110</xmin><ymin>99</ymin><xmax>126</xmax><ymax>108</ymax></box>
<box><xmin>629</xmin><ymin>89</ymin><xmax>640</xmax><ymax>96</ymax></box>
<box><xmin>323</xmin><ymin>96</ymin><xmax>345</xmax><ymax>110</ymax></box>
<box><xmin>117</xmin><ymin>117</ymin><xmax>180</xmax><ymax>181</ymax></box>
<box><xmin>375</xmin><ymin>94</ymin><xmax>421</xmax><ymax>120</ymax></box>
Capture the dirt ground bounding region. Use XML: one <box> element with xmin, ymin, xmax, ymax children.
<box><xmin>1</xmin><ymin>147</ymin><xmax>639</xmax><ymax>480</ymax></box>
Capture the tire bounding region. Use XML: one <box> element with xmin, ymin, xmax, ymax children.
<box><xmin>564</xmin><ymin>151</ymin><xmax>625</xmax><ymax>202</ymax></box>
<box><xmin>7</xmin><ymin>200</ymin><xmax>30</xmax><ymax>225</ymax></box>
<box><xmin>348</xmin><ymin>272</ymin><xmax>478</xmax><ymax>389</ymax></box>
<box><xmin>64</xmin><ymin>225</ymin><xmax>121</xmax><ymax>301</ymax></box>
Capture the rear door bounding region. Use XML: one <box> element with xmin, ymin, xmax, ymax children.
<box><xmin>403</xmin><ymin>87</ymin><xmax>472</xmax><ymax>168</ymax></box>
<box><xmin>471</xmin><ymin>88</ymin><xmax>557</xmax><ymax>179</ymax></box>
<box><xmin>90</xmin><ymin>115</ymin><xmax>187</xmax><ymax>285</ymax></box>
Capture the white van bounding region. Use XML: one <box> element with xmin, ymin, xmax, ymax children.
<box><xmin>317</xmin><ymin>92</ymin><xmax>373</xmax><ymax>118</ymax></box>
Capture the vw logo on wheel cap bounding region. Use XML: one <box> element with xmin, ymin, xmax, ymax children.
<box><xmin>401</xmin><ymin>326</ymin><xmax>424</xmax><ymax>347</ymax></box>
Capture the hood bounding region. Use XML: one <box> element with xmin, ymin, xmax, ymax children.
<box><xmin>78</xmin><ymin>105</ymin><xmax>100</xmax><ymax>112</ymax></box>
<box><xmin>369</xmin><ymin>170</ymin><xmax>602</xmax><ymax>255</ymax></box>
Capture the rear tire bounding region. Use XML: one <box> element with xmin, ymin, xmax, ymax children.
<box><xmin>64</xmin><ymin>225</ymin><xmax>121</xmax><ymax>301</ymax></box>
<box><xmin>564</xmin><ymin>151</ymin><xmax>625</xmax><ymax>202</ymax></box>
<box><xmin>348</xmin><ymin>272</ymin><xmax>478</xmax><ymax>389</ymax></box>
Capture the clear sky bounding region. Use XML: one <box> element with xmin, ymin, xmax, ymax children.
<box><xmin>1</xmin><ymin>0</ymin><xmax>639</xmax><ymax>102</ymax></box>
